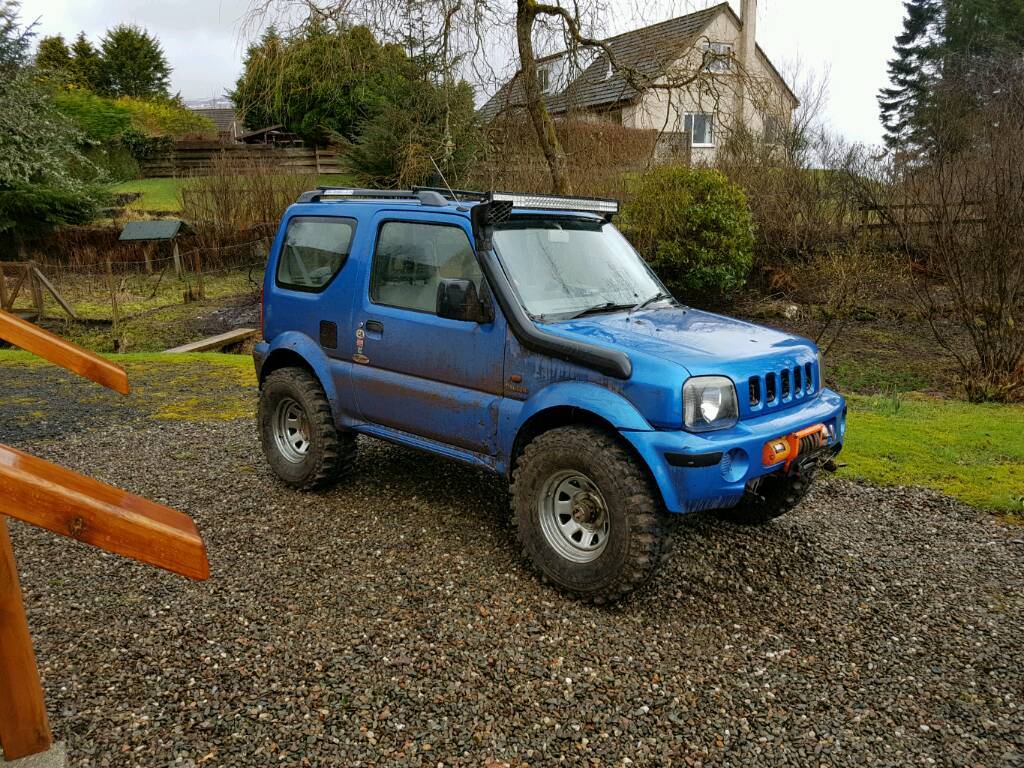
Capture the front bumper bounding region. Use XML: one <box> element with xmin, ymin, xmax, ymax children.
<box><xmin>622</xmin><ymin>388</ymin><xmax>846</xmax><ymax>514</ymax></box>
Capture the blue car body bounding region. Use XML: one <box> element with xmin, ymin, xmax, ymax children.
<box><xmin>255</xmin><ymin>196</ymin><xmax>846</xmax><ymax>514</ymax></box>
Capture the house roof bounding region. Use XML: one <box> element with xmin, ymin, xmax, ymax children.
<box><xmin>189</xmin><ymin>107</ymin><xmax>241</xmax><ymax>133</ymax></box>
<box><xmin>119</xmin><ymin>220</ymin><xmax>189</xmax><ymax>241</ymax></box>
<box><xmin>480</xmin><ymin>2</ymin><xmax>797</xmax><ymax>120</ymax></box>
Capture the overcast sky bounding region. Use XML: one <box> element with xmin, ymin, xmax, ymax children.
<box><xmin>25</xmin><ymin>0</ymin><xmax>905</xmax><ymax>147</ymax></box>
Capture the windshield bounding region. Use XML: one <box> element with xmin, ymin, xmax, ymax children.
<box><xmin>492</xmin><ymin>217</ymin><xmax>667</xmax><ymax>319</ymax></box>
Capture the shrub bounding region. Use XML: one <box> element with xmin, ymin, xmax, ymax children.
<box><xmin>83</xmin><ymin>144</ymin><xmax>139</xmax><ymax>181</ymax></box>
<box><xmin>718</xmin><ymin>129</ymin><xmax>863</xmax><ymax>264</ymax></box>
<box><xmin>345</xmin><ymin>79</ymin><xmax>480</xmax><ymax>188</ymax></box>
<box><xmin>117</xmin><ymin>97</ymin><xmax>212</xmax><ymax>137</ymax></box>
<box><xmin>891</xmin><ymin>59</ymin><xmax>1024</xmax><ymax>402</ymax></box>
<box><xmin>53</xmin><ymin>90</ymin><xmax>214</xmax><ymax>142</ymax></box>
<box><xmin>180</xmin><ymin>156</ymin><xmax>316</xmax><ymax>258</ymax></box>
<box><xmin>118</xmin><ymin>127</ymin><xmax>171</xmax><ymax>162</ymax></box>
<box><xmin>0</xmin><ymin>183</ymin><xmax>108</xmax><ymax>237</ymax></box>
<box><xmin>619</xmin><ymin>166</ymin><xmax>754</xmax><ymax>300</ymax></box>
<box><xmin>467</xmin><ymin>117</ymin><xmax>662</xmax><ymax>200</ymax></box>
<box><xmin>52</xmin><ymin>89</ymin><xmax>133</xmax><ymax>143</ymax></box>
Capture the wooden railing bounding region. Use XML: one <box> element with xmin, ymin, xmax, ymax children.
<box><xmin>0</xmin><ymin>310</ymin><xmax>209</xmax><ymax>761</ymax></box>
<box><xmin>142</xmin><ymin>142</ymin><xmax>343</xmax><ymax>178</ymax></box>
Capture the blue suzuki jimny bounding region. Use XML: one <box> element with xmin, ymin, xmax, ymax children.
<box><xmin>255</xmin><ymin>187</ymin><xmax>846</xmax><ymax>603</ymax></box>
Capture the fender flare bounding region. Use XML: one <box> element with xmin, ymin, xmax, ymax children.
<box><xmin>501</xmin><ymin>381</ymin><xmax>654</xmax><ymax>473</ymax></box>
<box><xmin>260</xmin><ymin>332</ymin><xmax>341</xmax><ymax>417</ymax></box>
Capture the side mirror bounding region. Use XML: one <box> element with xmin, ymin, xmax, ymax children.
<box><xmin>436</xmin><ymin>278</ymin><xmax>491</xmax><ymax>323</ymax></box>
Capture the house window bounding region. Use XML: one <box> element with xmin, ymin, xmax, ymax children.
<box><xmin>702</xmin><ymin>41</ymin><xmax>733</xmax><ymax>73</ymax></box>
<box><xmin>763</xmin><ymin>114</ymin><xmax>787</xmax><ymax>144</ymax></box>
<box><xmin>537</xmin><ymin>65</ymin><xmax>552</xmax><ymax>93</ymax></box>
<box><xmin>683</xmin><ymin>113</ymin><xmax>714</xmax><ymax>146</ymax></box>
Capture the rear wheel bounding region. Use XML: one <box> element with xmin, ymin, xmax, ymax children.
<box><xmin>258</xmin><ymin>367</ymin><xmax>355</xmax><ymax>490</ymax></box>
<box><xmin>717</xmin><ymin>469</ymin><xmax>816</xmax><ymax>525</ymax></box>
<box><xmin>511</xmin><ymin>426</ymin><xmax>666</xmax><ymax>604</ymax></box>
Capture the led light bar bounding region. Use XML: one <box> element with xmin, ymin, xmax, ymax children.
<box><xmin>491</xmin><ymin>192</ymin><xmax>619</xmax><ymax>216</ymax></box>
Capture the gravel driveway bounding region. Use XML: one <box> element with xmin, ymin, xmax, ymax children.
<box><xmin>3</xmin><ymin>383</ymin><xmax>1022</xmax><ymax>766</ymax></box>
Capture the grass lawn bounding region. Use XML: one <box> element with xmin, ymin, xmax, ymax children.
<box><xmin>841</xmin><ymin>392</ymin><xmax>1024</xmax><ymax>514</ymax></box>
<box><xmin>110</xmin><ymin>178</ymin><xmax>183</xmax><ymax>212</ymax></box>
<box><xmin>4</xmin><ymin>270</ymin><xmax>264</xmax><ymax>353</ymax></box>
<box><xmin>109</xmin><ymin>174</ymin><xmax>357</xmax><ymax>213</ymax></box>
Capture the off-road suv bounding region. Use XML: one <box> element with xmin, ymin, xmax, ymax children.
<box><xmin>255</xmin><ymin>188</ymin><xmax>846</xmax><ymax>603</ymax></box>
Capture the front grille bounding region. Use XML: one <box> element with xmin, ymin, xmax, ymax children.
<box><xmin>748</xmin><ymin>376</ymin><xmax>761</xmax><ymax>406</ymax></box>
<box><xmin>747</xmin><ymin>361</ymin><xmax>817</xmax><ymax>411</ymax></box>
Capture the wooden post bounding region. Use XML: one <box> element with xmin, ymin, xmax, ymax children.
<box><xmin>0</xmin><ymin>517</ymin><xmax>52</xmax><ymax>761</ymax></box>
<box><xmin>0</xmin><ymin>265</ymin><xmax>8</xmax><ymax>311</ymax></box>
<box><xmin>172</xmin><ymin>242</ymin><xmax>182</xmax><ymax>278</ymax></box>
<box><xmin>194</xmin><ymin>249</ymin><xmax>205</xmax><ymax>300</ymax></box>
<box><xmin>30</xmin><ymin>266</ymin><xmax>78</xmax><ymax>322</ymax></box>
<box><xmin>4</xmin><ymin>265</ymin><xmax>28</xmax><ymax>313</ymax></box>
<box><xmin>143</xmin><ymin>243</ymin><xmax>153</xmax><ymax>274</ymax></box>
<box><xmin>29</xmin><ymin>262</ymin><xmax>44</xmax><ymax>320</ymax></box>
<box><xmin>105</xmin><ymin>259</ymin><xmax>120</xmax><ymax>336</ymax></box>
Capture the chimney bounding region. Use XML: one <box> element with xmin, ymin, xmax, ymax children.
<box><xmin>740</xmin><ymin>0</ymin><xmax>756</xmax><ymax>74</ymax></box>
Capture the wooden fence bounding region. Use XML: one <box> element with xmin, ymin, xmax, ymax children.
<box><xmin>142</xmin><ymin>142</ymin><xmax>344</xmax><ymax>178</ymax></box>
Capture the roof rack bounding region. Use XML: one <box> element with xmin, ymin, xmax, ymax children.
<box><xmin>295</xmin><ymin>186</ymin><xmax>620</xmax><ymax>217</ymax></box>
<box><xmin>296</xmin><ymin>187</ymin><xmax>453</xmax><ymax>205</ymax></box>
<box><xmin>411</xmin><ymin>186</ymin><xmax>488</xmax><ymax>202</ymax></box>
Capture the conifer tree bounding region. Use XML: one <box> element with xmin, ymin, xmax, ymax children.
<box><xmin>69</xmin><ymin>32</ymin><xmax>103</xmax><ymax>90</ymax></box>
<box><xmin>878</xmin><ymin>0</ymin><xmax>944</xmax><ymax>152</ymax></box>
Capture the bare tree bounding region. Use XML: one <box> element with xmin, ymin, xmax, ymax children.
<box><xmin>245</xmin><ymin>0</ymin><xmax>741</xmax><ymax>194</ymax></box>
<box><xmin>853</xmin><ymin>58</ymin><xmax>1024</xmax><ymax>401</ymax></box>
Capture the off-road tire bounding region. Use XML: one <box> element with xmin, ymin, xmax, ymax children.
<box><xmin>511</xmin><ymin>426</ymin><xmax>666</xmax><ymax>604</ymax></box>
<box><xmin>258</xmin><ymin>367</ymin><xmax>355</xmax><ymax>490</ymax></box>
<box><xmin>718</xmin><ymin>469</ymin><xmax>816</xmax><ymax>525</ymax></box>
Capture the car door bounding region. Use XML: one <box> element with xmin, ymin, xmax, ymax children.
<box><xmin>348</xmin><ymin>211</ymin><xmax>505</xmax><ymax>456</ymax></box>
<box><xmin>264</xmin><ymin>213</ymin><xmax>362</xmax><ymax>424</ymax></box>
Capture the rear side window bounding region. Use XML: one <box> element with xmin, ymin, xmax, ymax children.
<box><xmin>276</xmin><ymin>216</ymin><xmax>355</xmax><ymax>291</ymax></box>
<box><xmin>370</xmin><ymin>221</ymin><xmax>482</xmax><ymax>313</ymax></box>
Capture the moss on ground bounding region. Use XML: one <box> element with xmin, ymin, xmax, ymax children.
<box><xmin>0</xmin><ymin>351</ymin><xmax>256</xmax><ymax>425</ymax></box>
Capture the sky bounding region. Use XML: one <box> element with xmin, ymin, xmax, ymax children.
<box><xmin>24</xmin><ymin>0</ymin><xmax>906</xmax><ymax>147</ymax></box>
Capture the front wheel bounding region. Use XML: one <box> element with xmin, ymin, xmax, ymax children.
<box><xmin>511</xmin><ymin>426</ymin><xmax>666</xmax><ymax>604</ymax></box>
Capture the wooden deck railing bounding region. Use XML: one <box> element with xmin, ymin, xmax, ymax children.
<box><xmin>0</xmin><ymin>310</ymin><xmax>209</xmax><ymax>761</ymax></box>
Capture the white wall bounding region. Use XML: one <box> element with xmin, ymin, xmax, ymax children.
<box><xmin>620</xmin><ymin>9</ymin><xmax>796</xmax><ymax>164</ymax></box>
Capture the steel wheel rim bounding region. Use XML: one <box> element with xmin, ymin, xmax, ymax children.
<box><xmin>538</xmin><ymin>470</ymin><xmax>610</xmax><ymax>563</ymax></box>
<box><xmin>273</xmin><ymin>398</ymin><xmax>311</xmax><ymax>463</ymax></box>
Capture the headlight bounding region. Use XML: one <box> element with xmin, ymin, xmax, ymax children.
<box><xmin>683</xmin><ymin>376</ymin><xmax>738</xmax><ymax>432</ymax></box>
<box><xmin>817</xmin><ymin>350</ymin><xmax>825</xmax><ymax>390</ymax></box>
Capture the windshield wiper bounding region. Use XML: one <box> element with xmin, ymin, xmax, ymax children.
<box><xmin>566</xmin><ymin>301</ymin><xmax>635</xmax><ymax>320</ymax></box>
<box><xmin>630</xmin><ymin>291</ymin><xmax>673</xmax><ymax>314</ymax></box>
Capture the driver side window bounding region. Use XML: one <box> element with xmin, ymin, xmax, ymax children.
<box><xmin>370</xmin><ymin>221</ymin><xmax>482</xmax><ymax>314</ymax></box>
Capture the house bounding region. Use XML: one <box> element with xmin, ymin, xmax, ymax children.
<box><xmin>188</xmin><ymin>106</ymin><xmax>245</xmax><ymax>142</ymax></box>
<box><xmin>480</xmin><ymin>0</ymin><xmax>797</xmax><ymax>164</ymax></box>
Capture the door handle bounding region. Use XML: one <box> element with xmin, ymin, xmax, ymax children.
<box><xmin>365</xmin><ymin>320</ymin><xmax>384</xmax><ymax>334</ymax></box>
